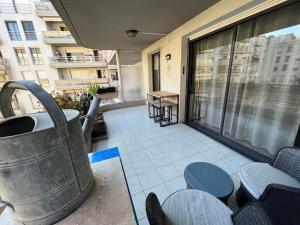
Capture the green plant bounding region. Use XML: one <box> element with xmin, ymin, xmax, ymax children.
<box><xmin>87</xmin><ymin>83</ymin><xmax>100</xmax><ymax>96</ymax></box>
<box><xmin>54</xmin><ymin>94</ymin><xmax>83</xmax><ymax>112</ymax></box>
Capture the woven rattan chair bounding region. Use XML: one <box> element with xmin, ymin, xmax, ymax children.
<box><xmin>146</xmin><ymin>190</ymin><xmax>273</xmax><ymax>225</ymax></box>
<box><xmin>237</xmin><ymin>146</ymin><xmax>300</xmax><ymax>225</ymax></box>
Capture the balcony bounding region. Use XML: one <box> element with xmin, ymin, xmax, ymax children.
<box><xmin>34</xmin><ymin>2</ymin><xmax>60</xmax><ymax>20</ymax></box>
<box><xmin>54</xmin><ymin>78</ymin><xmax>110</xmax><ymax>90</ymax></box>
<box><xmin>0</xmin><ymin>3</ymin><xmax>31</xmax><ymax>14</ymax></box>
<box><xmin>42</xmin><ymin>31</ymin><xmax>76</xmax><ymax>45</ymax></box>
<box><xmin>49</xmin><ymin>56</ymin><xmax>107</xmax><ymax>68</ymax></box>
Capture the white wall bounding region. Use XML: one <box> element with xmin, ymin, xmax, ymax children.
<box><xmin>142</xmin><ymin>0</ymin><xmax>287</xmax><ymax>122</ymax></box>
<box><xmin>121</xmin><ymin>62</ymin><xmax>143</xmax><ymax>101</ymax></box>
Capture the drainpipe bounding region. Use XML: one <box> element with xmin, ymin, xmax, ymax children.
<box><xmin>12</xmin><ymin>0</ymin><xmax>17</xmax><ymax>13</ymax></box>
<box><xmin>116</xmin><ymin>50</ymin><xmax>124</xmax><ymax>102</ymax></box>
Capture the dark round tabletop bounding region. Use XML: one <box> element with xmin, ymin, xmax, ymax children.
<box><xmin>184</xmin><ymin>162</ymin><xmax>234</xmax><ymax>203</ymax></box>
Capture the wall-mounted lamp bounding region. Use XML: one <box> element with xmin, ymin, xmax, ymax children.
<box><xmin>165</xmin><ymin>54</ymin><xmax>171</xmax><ymax>61</ymax></box>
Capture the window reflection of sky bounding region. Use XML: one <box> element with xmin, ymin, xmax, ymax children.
<box><xmin>265</xmin><ymin>24</ymin><xmax>300</xmax><ymax>37</ymax></box>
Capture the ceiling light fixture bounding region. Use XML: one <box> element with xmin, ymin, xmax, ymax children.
<box><xmin>126</xmin><ymin>30</ymin><xmax>167</xmax><ymax>38</ymax></box>
<box><xmin>126</xmin><ymin>30</ymin><xmax>138</xmax><ymax>38</ymax></box>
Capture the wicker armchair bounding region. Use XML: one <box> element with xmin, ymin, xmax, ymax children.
<box><xmin>237</xmin><ymin>147</ymin><xmax>300</xmax><ymax>225</ymax></box>
<box><xmin>146</xmin><ymin>190</ymin><xmax>273</xmax><ymax>225</ymax></box>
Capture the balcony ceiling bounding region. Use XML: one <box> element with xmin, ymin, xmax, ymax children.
<box><xmin>51</xmin><ymin>0</ymin><xmax>219</xmax><ymax>53</ymax></box>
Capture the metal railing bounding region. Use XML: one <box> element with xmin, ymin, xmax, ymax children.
<box><xmin>49</xmin><ymin>56</ymin><xmax>107</xmax><ymax>64</ymax></box>
<box><xmin>0</xmin><ymin>3</ymin><xmax>31</xmax><ymax>14</ymax></box>
<box><xmin>55</xmin><ymin>78</ymin><xmax>110</xmax><ymax>89</ymax></box>
<box><xmin>34</xmin><ymin>1</ymin><xmax>55</xmax><ymax>11</ymax></box>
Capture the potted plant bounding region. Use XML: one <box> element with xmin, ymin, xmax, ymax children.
<box><xmin>87</xmin><ymin>83</ymin><xmax>100</xmax><ymax>96</ymax></box>
<box><xmin>52</xmin><ymin>91</ymin><xmax>86</xmax><ymax>124</ymax></box>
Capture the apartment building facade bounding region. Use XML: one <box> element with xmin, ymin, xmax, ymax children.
<box><xmin>0</xmin><ymin>0</ymin><xmax>117</xmax><ymax>113</ymax></box>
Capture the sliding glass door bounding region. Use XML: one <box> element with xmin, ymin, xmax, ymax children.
<box><xmin>188</xmin><ymin>28</ymin><xmax>234</xmax><ymax>132</ymax></box>
<box><xmin>187</xmin><ymin>2</ymin><xmax>300</xmax><ymax>159</ymax></box>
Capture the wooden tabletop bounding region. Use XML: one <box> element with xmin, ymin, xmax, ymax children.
<box><xmin>148</xmin><ymin>91</ymin><xmax>179</xmax><ymax>98</ymax></box>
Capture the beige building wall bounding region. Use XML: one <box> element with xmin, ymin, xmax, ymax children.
<box><xmin>56</xmin><ymin>46</ymin><xmax>95</xmax><ymax>55</ymax></box>
<box><xmin>142</xmin><ymin>0</ymin><xmax>287</xmax><ymax>122</ymax></box>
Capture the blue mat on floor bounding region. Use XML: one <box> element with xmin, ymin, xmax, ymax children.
<box><xmin>88</xmin><ymin>147</ymin><xmax>119</xmax><ymax>163</ymax></box>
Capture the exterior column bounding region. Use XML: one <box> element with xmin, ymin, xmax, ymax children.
<box><xmin>116</xmin><ymin>50</ymin><xmax>124</xmax><ymax>102</ymax></box>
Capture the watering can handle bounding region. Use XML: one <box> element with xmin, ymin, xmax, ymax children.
<box><xmin>0</xmin><ymin>80</ymin><xmax>69</xmax><ymax>138</ymax></box>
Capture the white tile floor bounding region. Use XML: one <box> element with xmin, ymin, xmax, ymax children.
<box><xmin>94</xmin><ymin>105</ymin><xmax>253</xmax><ymax>225</ymax></box>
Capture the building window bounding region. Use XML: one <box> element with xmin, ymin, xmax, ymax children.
<box><xmin>21</xmin><ymin>21</ymin><xmax>37</xmax><ymax>40</ymax></box>
<box><xmin>273</xmin><ymin>67</ymin><xmax>278</xmax><ymax>72</ymax></box>
<box><xmin>287</xmin><ymin>46</ymin><xmax>293</xmax><ymax>53</ymax></box>
<box><xmin>282</xmin><ymin>64</ymin><xmax>288</xmax><ymax>71</ymax></box>
<box><xmin>36</xmin><ymin>71</ymin><xmax>49</xmax><ymax>88</ymax></box>
<box><xmin>15</xmin><ymin>48</ymin><xmax>29</xmax><ymax>65</ymax></box>
<box><xmin>275</xmin><ymin>56</ymin><xmax>281</xmax><ymax>63</ymax></box>
<box><xmin>5</xmin><ymin>21</ymin><xmax>21</xmax><ymax>41</ymax></box>
<box><xmin>30</xmin><ymin>48</ymin><xmax>43</xmax><ymax>65</ymax></box>
<box><xmin>97</xmin><ymin>70</ymin><xmax>102</xmax><ymax>78</ymax></box>
<box><xmin>285</xmin><ymin>56</ymin><xmax>290</xmax><ymax>62</ymax></box>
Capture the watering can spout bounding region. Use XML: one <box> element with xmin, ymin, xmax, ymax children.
<box><xmin>82</xmin><ymin>97</ymin><xmax>101</xmax><ymax>146</ymax></box>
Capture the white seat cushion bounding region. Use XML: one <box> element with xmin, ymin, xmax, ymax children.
<box><xmin>162</xmin><ymin>190</ymin><xmax>233</xmax><ymax>225</ymax></box>
<box><xmin>240</xmin><ymin>162</ymin><xmax>300</xmax><ymax>199</ymax></box>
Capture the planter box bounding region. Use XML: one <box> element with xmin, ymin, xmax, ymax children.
<box><xmin>96</xmin><ymin>92</ymin><xmax>118</xmax><ymax>100</ymax></box>
<box><xmin>97</xmin><ymin>87</ymin><xmax>118</xmax><ymax>100</ymax></box>
<box><xmin>91</xmin><ymin>112</ymin><xmax>108</xmax><ymax>140</ymax></box>
<box><xmin>92</xmin><ymin>119</ymin><xmax>107</xmax><ymax>140</ymax></box>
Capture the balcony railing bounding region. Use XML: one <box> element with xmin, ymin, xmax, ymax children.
<box><xmin>35</xmin><ymin>2</ymin><xmax>55</xmax><ymax>11</ymax></box>
<box><xmin>49</xmin><ymin>56</ymin><xmax>107</xmax><ymax>68</ymax></box>
<box><xmin>55</xmin><ymin>78</ymin><xmax>110</xmax><ymax>90</ymax></box>
<box><xmin>42</xmin><ymin>31</ymin><xmax>75</xmax><ymax>44</ymax></box>
<box><xmin>0</xmin><ymin>3</ymin><xmax>31</xmax><ymax>14</ymax></box>
<box><xmin>34</xmin><ymin>2</ymin><xmax>59</xmax><ymax>17</ymax></box>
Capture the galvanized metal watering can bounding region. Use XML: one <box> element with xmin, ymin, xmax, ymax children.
<box><xmin>0</xmin><ymin>81</ymin><xmax>98</xmax><ymax>225</ymax></box>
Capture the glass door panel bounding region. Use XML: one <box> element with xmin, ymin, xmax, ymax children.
<box><xmin>152</xmin><ymin>52</ymin><xmax>160</xmax><ymax>91</ymax></box>
<box><xmin>188</xmin><ymin>28</ymin><xmax>234</xmax><ymax>132</ymax></box>
<box><xmin>223</xmin><ymin>3</ymin><xmax>300</xmax><ymax>157</ymax></box>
